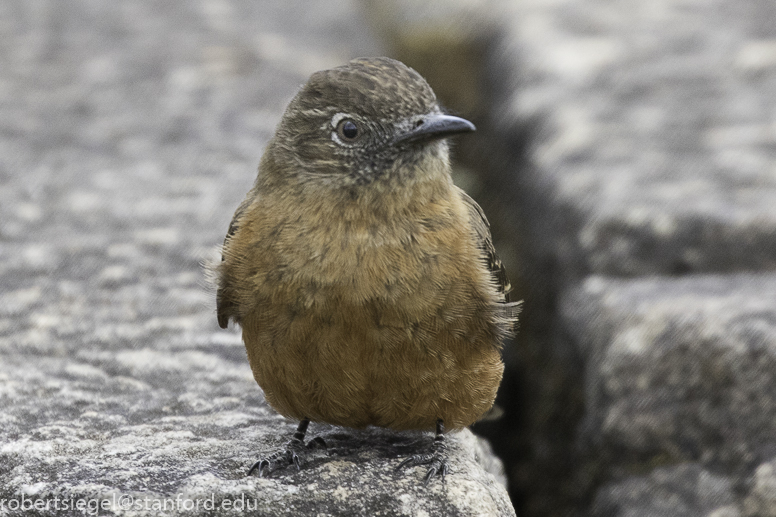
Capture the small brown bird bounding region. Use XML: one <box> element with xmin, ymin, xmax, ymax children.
<box><xmin>215</xmin><ymin>57</ymin><xmax>519</xmax><ymax>483</ymax></box>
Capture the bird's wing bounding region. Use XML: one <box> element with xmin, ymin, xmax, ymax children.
<box><xmin>459</xmin><ymin>189</ymin><xmax>513</xmax><ymax>304</ymax></box>
<box><xmin>216</xmin><ymin>194</ymin><xmax>253</xmax><ymax>329</ymax></box>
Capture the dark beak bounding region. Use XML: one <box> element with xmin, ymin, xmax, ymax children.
<box><xmin>394</xmin><ymin>114</ymin><xmax>476</xmax><ymax>144</ymax></box>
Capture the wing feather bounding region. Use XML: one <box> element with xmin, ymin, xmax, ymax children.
<box><xmin>460</xmin><ymin>190</ymin><xmax>512</xmax><ymax>302</ymax></box>
<box><xmin>216</xmin><ymin>194</ymin><xmax>253</xmax><ymax>328</ymax></box>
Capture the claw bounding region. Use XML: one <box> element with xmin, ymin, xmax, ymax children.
<box><xmin>396</xmin><ymin>453</ymin><xmax>430</xmax><ymax>472</ymax></box>
<box><xmin>247</xmin><ymin>459</ymin><xmax>264</xmax><ymax>477</ymax></box>
<box><xmin>423</xmin><ymin>467</ymin><xmax>437</xmax><ymax>486</ymax></box>
<box><xmin>247</xmin><ymin>418</ymin><xmax>325</xmax><ymax>478</ymax></box>
<box><xmin>422</xmin><ymin>458</ymin><xmax>449</xmax><ymax>486</ymax></box>
<box><xmin>250</xmin><ymin>457</ymin><xmax>274</xmax><ymax>477</ymax></box>
<box><xmin>396</xmin><ymin>456</ymin><xmax>415</xmax><ymax>471</ymax></box>
<box><xmin>396</xmin><ymin>419</ymin><xmax>450</xmax><ymax>485</ymax></box>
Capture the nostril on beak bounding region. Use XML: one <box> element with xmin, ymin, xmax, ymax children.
<box><xmin>415</xmin><ymin>119</ymin><xmax>424</xmax><ymax>128</ymax></box>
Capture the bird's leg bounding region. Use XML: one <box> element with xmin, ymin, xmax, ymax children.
<box><xmin>247</xmin><ymin>418</ymin><xmax>326</xmax><ymax>477</ymax></box>
<box><xmin>396</xmin><ymin>419</ymin><xmax>450</xmax><ymax>485</ymax></box>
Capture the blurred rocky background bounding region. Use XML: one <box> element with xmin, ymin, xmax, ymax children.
<box><xmin>2</xmin><ymin>0</ymin><xmax>776</xmax><ymax>516</ymax></box>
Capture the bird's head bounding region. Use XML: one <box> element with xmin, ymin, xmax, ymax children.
<box><xmin>266</xmin><ymin>57</ymin><xmax>475</xmax><ymax>190</ymax></box>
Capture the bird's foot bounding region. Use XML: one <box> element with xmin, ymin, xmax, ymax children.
<box><xmin>395</xmin><ymin>419</ymin><xmax>449</xmax><ymax>485</ymax></box>
<box><xmin>247</xmin><ymin>419</ymin><xmax>326</xmax><ymax>477</ymax></box>
<box><xmin>396</xmin><ymin>449</ymin><xmax>449</xmax><ymax>485</ymax></box>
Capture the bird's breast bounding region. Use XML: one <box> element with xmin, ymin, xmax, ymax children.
<box><xmin>261</xmin><ymin>189</ymin><xmax>470</xmax><ymax>309</ymax></box>
<box><xmin>235</xmin><ymin>185</ymin><xmax>505</xmax><ymax>429</ymax></box>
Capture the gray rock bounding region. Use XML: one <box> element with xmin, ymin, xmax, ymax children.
<box><xmin>743</xmin><ymin>457</ymin><xmax>776</xmax><ymax>517</ymax></box>
<box><xmin>1</xmin><ymin>411</ymin><xmax>513</xmax><ymax>516</ymax></box>
<box><xmin>0</xmin><ymin>0</ymin><xmax>514</xmax><ymax>515</ymax></box>
<box><xmin>493</xmin><ymin>0</ymin><xmax>776</xmax><ymax>283</ymax></box>
<box><xmin>561</xmin><ymin>274</ymin><xmax>776</xmax><ymax>475</ymax></box>
<box><xmin>590</xmin><ymin>463</ymin><xmax>740</xmax><ymax>517</ymax></box>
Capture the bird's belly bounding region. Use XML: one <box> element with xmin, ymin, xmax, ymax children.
<box><xmin>241</xmin><ymin>293</ymin><xmax>503</xmax><ymax>431</ymax></box>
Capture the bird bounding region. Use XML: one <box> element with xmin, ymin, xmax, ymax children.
<box><xmin>214</xmin><ymin>56</ymin><xmax>520</xmax><ymax>484</ymax></box>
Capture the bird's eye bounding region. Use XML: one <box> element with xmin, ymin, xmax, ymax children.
<box><xmin>336</xmin><ymin>119</ymin><xmax>360</xmax><ymax>141</ymax></box>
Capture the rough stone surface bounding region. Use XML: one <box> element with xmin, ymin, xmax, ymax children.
<box><xmin>743</xmin><ymin>457</ymin><xmax>776</xmax><ymax>517</ymax></box>
<box><xmin>494</xmin><ymin>0</ymin><xmax>776</xmax><ymax>283</ymax></box>
<box><xmin>0</xmin><ymin>0</ymin><xmax>515</xmax><ymax>515</ymax></box>
<box><xmin>562</xmin><ymin>274</ymin><xmax>776</xmax><ymax>474</ymax></box>
<box><xmin>589</xmin><ymin>463</ymin><xmax>741</xmax><ymax>517</ymax></box>
<box><xmin>560</xmin><ymin>274</ymin><xmax>776</xmax><ymax>515</ymax></box>
<box><xmin>1</xmin><ymin>417</ymin><xmax>512</xmax><ymax>516</ymax></box>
